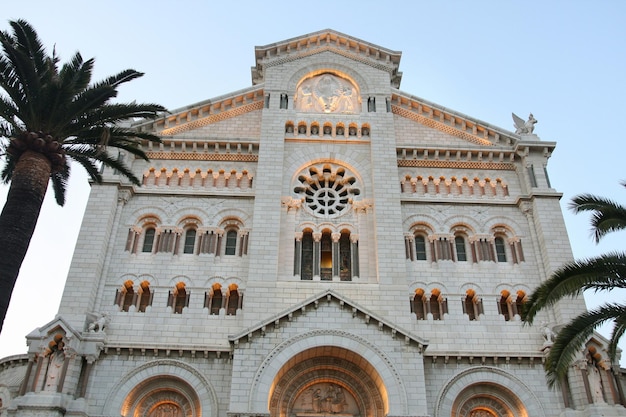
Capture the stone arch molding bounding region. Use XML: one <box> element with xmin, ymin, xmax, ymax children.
<box><xmin>248</xmin><ymin>329</ymin><xmax>409</xmax><ymax>416</ymax></box>
<box><xmin>103</xmin><ymin>359</ymin><xmax>218</xmax><ymax>417</ymax></box>
<box><xmin>434</xmin><ymin>366</ymin><xmax>546</xmax><ymax>417</ymax></box>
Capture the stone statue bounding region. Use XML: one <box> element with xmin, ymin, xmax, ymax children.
<box><xmin>541</xmin><ymin>321</ymin><xmax>555</xmax><ymax>345</ymax></box>
<box><xmin>586</xmin><ymin>353</ymin><xmax>605</xmax><ymax>403</ymax></box>
<box><xmin>43</xmin><ymin>338</ymin><xmax>66</xmax><ymax>392</ymax></box>
<box><xmin>512</xmin><ymin>112</ymin><xmax>537</xmax><ymax>134</ymax></box>
<box><xmin>88</xmin><ymin>313</ymin><xmax>109</xmax><ymax>333</ymax></box>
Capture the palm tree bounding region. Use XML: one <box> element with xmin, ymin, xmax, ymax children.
<box><xmin>523</xmin><ymin>183</ymin><xmax>626</xmax><ymax>387</ymax></box>
<box><xmin>0</xmin><ymin>19</ymin><xmax>166</xmax><ymax>332</ymax></box>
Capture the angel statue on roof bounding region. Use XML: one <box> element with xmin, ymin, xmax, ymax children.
<box><xmin>512</xmin><ymin>113</ymin><xmax>537</xmax><ymax>135</ymax></box>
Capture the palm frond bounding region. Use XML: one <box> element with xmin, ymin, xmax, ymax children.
<box><xmin>64</xmin><ymin>145</ymin><xmax>141</xmax><ymax>185</ymax></box>
<box><xmin>545</xmin><ymin>303</ymin><xmax>626</xmax><ymax>387</ymax></box>
<box><xmin>0</xmin><ymin>152</ymin><xmax>16</xmax><ymax>183</ymax></box>
<box><xmin>523</xmin><ymin>252</ymin><xmax>626</xmax><ymax>324</ymax></box>
<box><xmin>569</xmin><ymin>194</ymin><xmax>626</xmax><ymax>243</ymax></box>
<box><xmin>50</xmin><ymin>164</ymin><xmax>70</xmax><ymax>206</ymax></box>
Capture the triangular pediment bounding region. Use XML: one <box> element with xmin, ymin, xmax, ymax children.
<box><xmin>228</xmin><ymin>289</ymin><xmax>428</xmax><ymax>351</ymax></box>
<box><xmin>252</xmin><ymin>29</ymin><xmax>402</xmax><ymax>87</ymax></box>
<box><xmin>392</xmin><ymin>90</ymin><xmax>519</xmax><ymax>148</ymax></box>
<box><xmin>135</xmin><ymin>85</ymin><xmax>265</xmax><ymax>137</ymax></box>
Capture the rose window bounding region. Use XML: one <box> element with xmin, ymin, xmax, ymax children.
<box><xmin>294</xmin><ymin>164</ymin><xmax>360</xmax><ymax>218</ymax></box>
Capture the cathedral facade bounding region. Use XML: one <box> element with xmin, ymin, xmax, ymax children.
<box><xmin>1</xmin><ymin>29</ymin><xmax>625</xmax><ymax>417</ymax></box>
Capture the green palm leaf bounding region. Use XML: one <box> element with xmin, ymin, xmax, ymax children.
<box><xmin>0</xmin><ymin>19</ymin><xmax>167</xmax><ymax>332</ymax></box>
<box><xmin>525</xmin><ymin>181</ymin><xmax>626</xmax><ymax>388</ymax></box>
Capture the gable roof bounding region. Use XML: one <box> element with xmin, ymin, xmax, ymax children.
<box><xmin>252</xmin><ymin>29</ymin><xmax>402</xmax><ymax>87</ymax></box>
<box><xmin>228</xmin><ymin>289</ymin><xmax>428</xmax><ymax>351</ymax></box>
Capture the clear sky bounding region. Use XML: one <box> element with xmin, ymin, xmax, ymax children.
<box><xmin>1</xmin><ymin>1</ymin><xmax>625</xmax><ymax>362</ymax></box>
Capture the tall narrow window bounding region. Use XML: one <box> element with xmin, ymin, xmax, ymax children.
<box><xmin>498</xmin><ymin>294</ymin><xmax>511</xmax><ymax>321</ymax></box>
<box><xmin>455</xmin><ymin>236</ymin><xmax>467</xmax><ymax>261</ymax></box>
<box><xmin>495</xmin><ymin>237</ymin><xmax>507</xmax><ymax>262</ymax></box>
<box><xmin>527</xmin><ymin>165</ymin><xmax>537</xmax><ymax>187</ymax></box>
<box><xmin>301</xmin><ymin>231</ymin><xmax>314</xmax><ymax>280</ymax></box>
<box><xmin>412</xmin><ymin>290</ymin><xmax>427</xmax><ymax>320</ymax></box>
<box><xmin>183</xmin><ymin>229</ymin><xmax>196</xmax><ymax>254</ymax></box>
<box><xmin>142</xmin><ymin>228</ymin><xmax>156</xmax><ymax>253</ymax></box>
<box><xmin>516</xmin><ymin>291</ymin><xmax>527</xmax><ymax>320</ymax></box>
<box><xmin>206</xmin><ymin>284</ymin><xmax>223</xmax><ymax>315</ymax></box>
<box><xmin>429</xmin><ymin>290</ymin><xmax>447</xmax><ymax>320</ymax></box>
<box><xmin>225</xmin><ymin>230</ymin><xmax>237</xmax><ymax>255</ymax></box>
<box><xmin>117</xmin><ymin>281</ymin><xmax>136</xmax><ymax>312</ymax></box>
<box><xmin>226</xmin><ymin>285</ymin><xmax>242</xmax><ymax>315</ymax></box>
<box><xmin>463</xmin><ymin>290</ymin><xmax>483</xmax><ymax>321</ymax></box>
<box><xmin>138</xmin><ymin>281</ymin><xmax>152</xmax><ymax>313</ymax></box>
<box><xmin>279</xmin><ymin>93</ymin><xmax>288</xmax><ymax>109</ymax></box>
<box><xmin>320</xmin><ymin>232</ymin><xmax>332</xmax><ymax>280</ymax></box>
<box><xmin>168</xmin><ymin>283</ymin><xmax>189</xmax><ymax>314</ymax></box>
<box><xmin>415</xmin><ymin>236</ymin><xmax>427</xmax><ymax>260</ymax></box>
<box><xmin>339</xmin><ymin>232</ymin><xmax>352</xmax><ymax>281</ymax></box>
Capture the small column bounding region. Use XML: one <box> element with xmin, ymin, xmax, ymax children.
<box><xmin>313</xmin><ymin>233</ymin><xmax>322</xmax><ymax>278</ymax></box>
<box><xmin>19</xmin><ymin>357</ymin><xmax>35</xmax><ymax>395</ymax></box>
<box><xmin>215</xmin><ymin>231</ymin><xmax>223</xmax><ymax>256</ymax></box>
<box><xmin>350</xmin><ymin>235</ymin><xmax>359</xmax><ymax>279</ymax></box>
<box><xmin>332</xmin><ymin>232</ymin><xmax>341</xmax><ymax>279</ymax></box>
<box><xmin>294</xmin><ymin>233</ymin><xmax>303</xmax><ymax>277</ymax></box>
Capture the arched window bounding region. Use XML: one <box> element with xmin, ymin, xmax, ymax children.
<box><xmin>455</xmin><ymin>236</ymin><xmax>468</xmax><ymax>261</ymax></box>
<box><xmin>515</xmin><ymin>291</ymin><xmax>527</xmax><ymax>320</ymax></box>
<box><xmin>463</xmin><ymin>289</ymin><xmax>484</xmax><ymax>321</ymax></box>
<box><xmin>205</xmin><ymin>284</ymin><xmax>223</xmax><ymax>315</ymax></box>
<box><xmin>115</xmin><ymin>280</ymin><xmax>136</xmax><ymax>312</ymax></box>
<box><xmin>415</xmin><ymin>236</ymin><xmax>427</xmax><ymax>261</ymax></box>
<box><xmin>320</xmin><ymin>231</ymin><xmax>333</xmax><ymax>280</ymax></box>
<box><xmin>225</xmin><ymin>230</ymin><xmax>237</xmax><ymax>255</ymax></box>
<box><xmin>137</xmin><ymin>281</ymin><xmax>153</xmax><ymax>312</ymax></box>
<box><xmin>226</xmin><ymin>284</ymin><xmax>243</xmax><ymax>315</ymax></box>
<box><xmin>183</xmin><ymin>229</ymin><xmax>196</xmax><ymax>254</ymax></box>
<box><xmin>142</xmin><ymin>228</ymin><xmax>156</xmax><ymax>253</ymax></box>
<box><xmin>495</xmin><ymin>237</ymin><xmax>507</xmax><ymax>262</ymax></box>
<box><xmin>411</xmin><ymin>289</ymin><xmax>427</xmax><ymax>320</ymax></box>
<box><xmin>168</xmin><ymin>282</ymin><xmax>189</xmax><ymax>314</ymax></box>
<box><xmin>339</xmin><ymin>232</ymin><xmax>352</xmax><ymax>281</ymax></box>
<box><xmin>429</xmin><ymin>289</ymin><xmax>448</xmax><ymax>320</ymax></box>
<box><xmin>498</xmin><ymin>291</ymin><xmax>512</xmax><ymax>321</ymax></box>
<box><xmin>301</xmin><ymin>230</ymin><xmax>314</xmax><ymax>280</ymax></box>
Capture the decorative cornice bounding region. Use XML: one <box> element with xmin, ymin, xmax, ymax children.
<box><xmin>145</xmin><ymin>152</ymin><xmax>258</xmax><ymax>162</ymax></box>
<box><xmin>392</xmin><ymin>105</ymin><xmax>494</xmax><ymax>146</ymax></box>
<box><xmin>398</xmin><ymin>159</ymin><xmax>515</xmax><ymax>170</ymax></box>
<box><xmin>159</xmin><ymin>100</ymin><xmax>264</xmax><ymax>136</ymax></box>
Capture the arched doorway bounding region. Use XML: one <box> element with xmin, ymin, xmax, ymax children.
<box><xmin>269</xmin><ymin>346</ymin><xmax>386</xmax><ymax>417</ymax></box>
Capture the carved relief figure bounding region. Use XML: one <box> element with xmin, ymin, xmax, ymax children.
<box><xmin>295</xmin><ymin>74</ymin><xmax>360</xmax><ymax>114</ymax></box>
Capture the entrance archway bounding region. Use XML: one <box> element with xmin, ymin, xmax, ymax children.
<box><xmin>269</xmin><ymin>346</ymin><xmax>386</xmax><ymax>417</ymax></box>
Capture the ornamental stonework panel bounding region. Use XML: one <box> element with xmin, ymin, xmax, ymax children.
<box><xmin>295</xmin><ymin>73</ymin><xmax>360</xmax><ymax>114</ymax></box>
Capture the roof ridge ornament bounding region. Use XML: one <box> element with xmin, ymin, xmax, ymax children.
<box><xmin>512</xmin><ymin>112</ymin><xmax>537</xmax><ymax>135</ymax></box>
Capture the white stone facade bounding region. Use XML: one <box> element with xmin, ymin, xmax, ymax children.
<box><xmin>1</xmin><ymin>29</ymin><xmax>625</xmax><ymax>417</ymax></box>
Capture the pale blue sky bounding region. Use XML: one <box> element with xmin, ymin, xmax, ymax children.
<box><xmin>1</xmin><ymin>1</ymin><xmax>624</xmax><ymax>361</ymax></box>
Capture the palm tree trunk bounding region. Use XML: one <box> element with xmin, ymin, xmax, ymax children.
<box><xmin>0</xmin><ymin>150</ymin><xmax>51</xmax><ymax>332</ymax></box>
